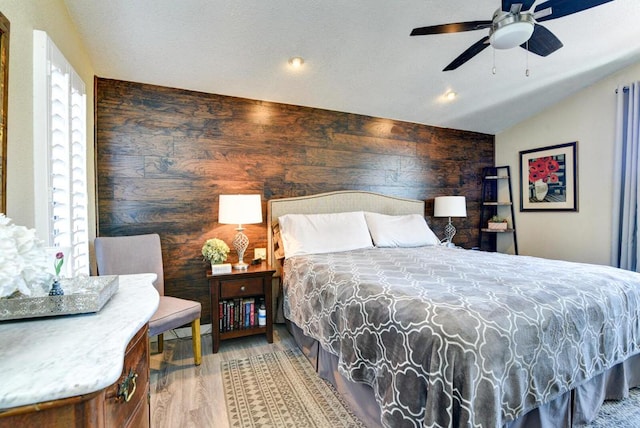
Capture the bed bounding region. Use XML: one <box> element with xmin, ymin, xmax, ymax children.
<box><xmin>267</xmin><ymin>190</ymin><xmax>640</xmax><ymax>428</ymax></box>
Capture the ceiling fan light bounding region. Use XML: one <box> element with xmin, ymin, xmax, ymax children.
<box><xmin>489</xmin><ymin>11</ymin><xmax>535</xmax><ymax>50</ymax></box>
<box><xmin>490</xmin><ymin>22</ymin><xmax>534</xmax><ymax>49</ymax></box>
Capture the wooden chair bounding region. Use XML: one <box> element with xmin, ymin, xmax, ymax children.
<box><xmin>94</xmin><ymin>233</ymin><xmax>202</xmax><ymax>365</ymax></box>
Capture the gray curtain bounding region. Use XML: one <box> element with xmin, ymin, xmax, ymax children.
<box><xmin>612</xmin><ymin>82</ymin><xmax>640</xmax><ymax>271</ymax></box>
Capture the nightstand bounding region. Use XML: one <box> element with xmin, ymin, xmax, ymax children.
<box><xmin>207</xmin><ymin>263</ymin><xmax>275</xmax><ymax>353</ymax></box>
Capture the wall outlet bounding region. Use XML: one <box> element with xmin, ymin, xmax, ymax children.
<box><xmin>254</xmin><ymin>248</ymin><xmax>267</xmax><ymax>260</ymax></box>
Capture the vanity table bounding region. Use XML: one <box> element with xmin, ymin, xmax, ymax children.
<box><xmin>0</xmin><ymin>273</ymin><xmax>159</xmax><ymax>427</ymax></box>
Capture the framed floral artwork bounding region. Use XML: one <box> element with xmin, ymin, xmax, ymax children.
<box><xmin>519</xmin><ymin>142</ymin><xmax>577</xmax><ymax>212</ymax></box>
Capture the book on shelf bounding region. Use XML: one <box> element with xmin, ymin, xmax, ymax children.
<box><xmin>218</xmin><ymin>297</ymin><xmax>263</xmax><ymax>333</ymax></box>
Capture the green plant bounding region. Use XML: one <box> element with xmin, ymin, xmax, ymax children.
<box><xmin>489</xmin><ymin>215</ymin><xmax>507</xmax><ymax>223</ymax></box>
<box><xmin>202</xmin><ymin>238</ymin><xmax>230</xmax><ymax>264</ymax></box>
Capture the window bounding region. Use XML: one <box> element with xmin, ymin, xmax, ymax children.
<box><xmin>33</xmin><ymin>30</ymin><xmax>89</xmax><ymax>276</ymax></box>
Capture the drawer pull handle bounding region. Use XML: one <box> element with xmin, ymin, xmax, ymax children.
<box><xmin>240</xmin><ymin>286</ymin><xmax>246</xmax><ymax>291</ymax></box>
<box><xmin>117</xmin><ymin>369</ymin><xmax>138</xmax><ymax>403</ymax></box>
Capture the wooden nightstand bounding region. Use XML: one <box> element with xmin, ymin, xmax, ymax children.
<box><xmin>207</xmin><ymin>263</ymin><xmax>275</xmax><ymax>353</ymax></box>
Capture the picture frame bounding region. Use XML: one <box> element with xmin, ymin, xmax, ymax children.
<box><xmin>519</xmin><ymin>142</ymin><xmax>577</xmax><ymax>212</ymax></box>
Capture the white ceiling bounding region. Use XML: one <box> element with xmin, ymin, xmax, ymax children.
<box><xmin>63</xmin><ymin>0</ymin><xmax>640</xmax><ymax>135</ymax></box>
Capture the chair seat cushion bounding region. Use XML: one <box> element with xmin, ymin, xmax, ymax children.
<box><xmin>149</xmin><ymin>296</ymin><xmax>201</xmax><ymax>337</ymax></box>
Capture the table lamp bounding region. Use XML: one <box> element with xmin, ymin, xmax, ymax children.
<box><xmin>218</xmin><ymin>194</ymin><xmax>263</xmax><ymax>270</ymax></box>
<box><xmin>434</xmin><ymin>196</ymin><xmax>467</xmax><ymax>247</ymax></box>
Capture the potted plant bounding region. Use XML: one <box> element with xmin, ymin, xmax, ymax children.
<box><xmin>487</xmin><ymin>215</ymin><xmax>508</xmax><ymax>231</ymax></box>
<box><xmin>202</xmin><ymin>238</ymin><xmax>231</xmax><ymax>274</ymax></box>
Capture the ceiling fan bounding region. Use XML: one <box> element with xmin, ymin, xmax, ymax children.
<box><xmin>410</xmin><ymin>0</ymin><xmax>615</xmax><ymax>71</ymax></box>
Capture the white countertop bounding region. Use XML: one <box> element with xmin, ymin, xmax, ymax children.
<box><xmin>0</xmin><ymin>273</ymin><xmax>159</xmax><ymax>410</ymax></box>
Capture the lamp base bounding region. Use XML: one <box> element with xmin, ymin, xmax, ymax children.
<box><xmin>232</xmin><ymin>262</ymin><xmax>249</xmax><ymax>270</ymax></box>
<box><xmin>444</xmin><ymin>217</ymin><xmax>457</xmax><ymax>246</ymax></box>
<box><xmin>232</xmin><ymin>227</ymin><xmax>249</xmax><ymax>271</ymax></box>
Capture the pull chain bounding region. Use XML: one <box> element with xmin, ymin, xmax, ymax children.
<box><xmin>492</xmin><ymin>47</ymin><xmax>496</xmax><ymax>75</ymax></box>
<box><xmin>525</xmin><ymin>40</ymin><xmax>530</xmax><ymax>77</ymax></box>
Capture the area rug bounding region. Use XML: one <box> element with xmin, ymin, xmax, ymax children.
<box><xmin>223</xmin><ymin>348</ymin><xmax>640</xmax><ymax>427</ymax></box>
<box><xmin>222</xmin><ymin>348</ymin><xmax>365</xmax><ymax>427</ymax></box>
<box><xmin>589</xmin><ymin>387</ymin><xmax>640</xmax><ymax>427</ymax></box>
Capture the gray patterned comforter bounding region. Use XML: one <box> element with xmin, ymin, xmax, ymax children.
<box><xmin>282</xmin><ymin>246</ymin><xmax>640</xmax><ymax>428</ymax></box>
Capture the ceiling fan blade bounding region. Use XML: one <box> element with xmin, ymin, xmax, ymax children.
<box><xmin>411</xmin><ymin>21</ymin><xmax>492</xmax><ymax>36</ymax></box>
<box><xmin>534</xmin><ymin>0</ymin><xmax>614</xmax><ymax>22</ymax></box>
<box><xmin>443</xmin><ymin>36</ymin><xmax>490</xmax><ymax>71</ymax></box>
<box><xmin>502</xmin><ymin>0</ymin><xmax>536</xmax><ymax>12</ymax></box>
<box><xmin>520</xmin><ymin>24</ymin><xmax>563</xmax><ymax>56</ymax></box>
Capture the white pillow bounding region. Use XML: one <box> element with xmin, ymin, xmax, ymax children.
<box><xmin>279</xmin><ymin>211</ymin><xmax>373</xmax><ymax>258</ymax></box>
<box><xmin>364</xmin><ymin>212</ymin><xmax>440</xmax><ymax>247</ymax></box>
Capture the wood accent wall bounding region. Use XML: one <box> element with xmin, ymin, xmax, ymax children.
<box><xmin>95</xmin><ymin>78</ymin><xmax>494</xmax><ymax>324</ymax></box>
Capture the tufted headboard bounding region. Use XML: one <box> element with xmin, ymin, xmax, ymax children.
<box><xmin>266</xmin><ymin>190</ymin><xmax>425</xmax><ymax>272</ymax></box>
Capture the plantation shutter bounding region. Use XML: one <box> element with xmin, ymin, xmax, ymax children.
<box><xmin>34</xmin><ymin>30</ymin><xmax>89</xmax><ymax>276</ymax></box>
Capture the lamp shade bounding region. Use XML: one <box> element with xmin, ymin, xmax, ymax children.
<box><xmin>218</xmin><ymin>194</ymin><xmax>263</xmax><ymax>225</ymax></box>
<box><xmin>434</xmin><ymin>196</ymin><xmax>467</xmax><ymax>218</ymax></box>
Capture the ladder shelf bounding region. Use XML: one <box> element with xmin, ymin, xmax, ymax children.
<box><xmin>478</xmin><ymin>166</ymin><xmax>518</xmax><ymax>254</ymax></box>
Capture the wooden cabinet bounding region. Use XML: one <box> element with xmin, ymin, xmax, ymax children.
<box><xmin>0</xmin><ymin>325</ymin><xmax>150</xmax><ymax>428</ymax></box>
<box><xmin>105</xmin><ymin>324</ymin><xmax>150</xmax><ymax>427</ymax></box>
<box><xmin>208</xmin><ymin>263</ymin><xmax>275</xmax><ymax>353</ymax></box>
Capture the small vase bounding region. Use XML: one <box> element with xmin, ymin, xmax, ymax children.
<box><xmin>534</xmin><ymin>179</ymin><xmax>548</xmax><ymax>201</ymax></box>
<box><xmin>49</xmin><ymin>278</ymin><xmax>64</xmax><ymax>296</ymax></box>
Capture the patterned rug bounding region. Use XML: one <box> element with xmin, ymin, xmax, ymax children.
<box><xmin>223</xmin><ymin>348</ymin><xmax>640</xmax><ymax>427</ymax></box>
<box><xmin>222</xmin><ymin>348</ymin><xmax>364</xmax><ymax>427</ymax></box>
<box><xmin>589</xmin><ymin>387</ymin><xmax>640</xmax><ymax>427</ymax></box>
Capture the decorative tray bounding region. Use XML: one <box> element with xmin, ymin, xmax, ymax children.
<box><xmin>0</xmin><ymin>275</ymin><xmax>119</xmax><ymax>321</ymax></box>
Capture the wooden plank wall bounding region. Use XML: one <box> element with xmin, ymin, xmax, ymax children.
<box><xmin>95</xmin><ymin>78</ymin><xmax>495</xmax><ymax>324</ymax></box>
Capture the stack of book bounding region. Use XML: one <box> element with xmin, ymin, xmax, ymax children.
<box><xmin>219</xmin><ymin>297</ymin><xmax>264</xmax><ymax>332</ymax></box>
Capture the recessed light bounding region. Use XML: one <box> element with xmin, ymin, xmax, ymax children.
<box><xmin>445</xmin><ymin>91</ymin><xmax>457</xmax><ymax>100</ymax></box>
<box><xmin>288</xmin><ymin>56</ymin><xmax>304</xmax><ymax>68</ymax></box>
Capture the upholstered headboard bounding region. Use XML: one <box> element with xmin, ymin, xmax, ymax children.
<box><xmin>267</xmin><ymin>190</ymin><xmax>425</xmax><ymax>271</ymax></box>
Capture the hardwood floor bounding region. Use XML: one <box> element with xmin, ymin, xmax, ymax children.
<box><xmin>150</xmin><ymin>325</ymin><xmax>638</xmax><ymax>428</ymax></box>
<box><xmin>149</xmin><ymin>324</ymin><xmax>297</xmax><ymax>428</ymax></box>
